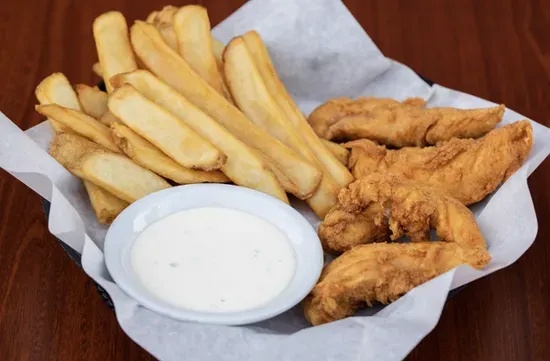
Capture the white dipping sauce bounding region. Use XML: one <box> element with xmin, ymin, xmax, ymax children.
<box><xmin>130</xmin><ymin>207</ymin><xmax>296</xmax><ymax>313</ymax></box>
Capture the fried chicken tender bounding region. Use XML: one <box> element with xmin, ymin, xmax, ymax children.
<box><xmin>346</xmin><ymin>120</ymin><xmax>533</xmax><ymax>205</ymax></box>
<box><xmin>306</xmin><ymin>173</ymin><xmax>491</xmax><ymax>325</ymax></box>
<box><xmin>319</xmin><ymin>173</ymin><xmax>490</xmax><ymax>253</ymax></box>
<box><xmin>320</xmin><ymin>121</ymin><xmax>532</xmax><ymax>253</ymax></box>
<box><xmin>308</xmin><ymin>97</ymin><xmax>505</xmax><ymax>147</ymax></box>
<box><xmin>320</xmin><ymin>202</ymin><xmax>388</xmax><ymax>253</ymax></box>
<box><xmin>303</xmin><ymin>241</ymin><xmax>490</xmax><ymax>325</ymax></box>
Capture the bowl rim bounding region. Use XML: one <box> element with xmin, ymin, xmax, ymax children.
<box><xmin>104</xmin><ymin>183</ymin><xmax>324</xmax><ymax>326</ymax></box>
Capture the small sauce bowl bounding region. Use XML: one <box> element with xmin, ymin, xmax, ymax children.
<box><xmin>104</xmin><ymin>184</ymin><xmax>323</xmax><ymax>325</ymax></box>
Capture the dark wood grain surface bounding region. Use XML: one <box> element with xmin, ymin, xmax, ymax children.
<box><xmin>0</xmin><ymin>0</ymin><xmax>549</xmax><ymax>360</ymax></box>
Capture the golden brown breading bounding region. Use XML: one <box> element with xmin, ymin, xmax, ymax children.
<box><xmin>303</xmin><ymin>241</ymin><xmax>490</xmax><ymax>326</ymax></box>
<box><xmin>308</xmin><ymin>97</ymin><xmax>504</xmax><ymax>147</ymax></box>
<box><xmin>319</xmin><ymin>173</ymin><xmax>489</xmax><ymax>253</ymax></box>
<box><xmin>319</xmin><ymin>202</ymin><xmax>388</xmax><ymax>253</ymax></box>
<box><xmin>306</xmin><ymin>173</ymin><xmax>491</xmax><ymax>325</ymax></box>
<box><xmin>346</xmin><ymin>120</ymin><xmax>533</xmax><ymax>205</ymax></box>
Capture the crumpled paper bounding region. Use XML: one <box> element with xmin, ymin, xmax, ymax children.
<box><xmin>1</xmin><ymin>0</ymin><xmax>550</xmax><ymax>360</ymax></box>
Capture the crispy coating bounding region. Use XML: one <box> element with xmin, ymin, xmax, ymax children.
<box><xmin>308</xmin><ymin>97</ymin><xmax>504</xmax><ymax>147</ymax></box>
<box><xmin>319</xmin><ymin>173</ymin><xmax>490</xmax><ymax>253</ymax></box>
<box><xmin>320</xmin><ymin>202</ymin><xmax>388</xmax><ymax>253</ymax></box>
<box><xmin>303</xmin><ymin>241</ymin><xmax>490</xmax><ymax>325</ymax></box>
<box><xmin>346</xmin><ymin>120</ymin><xmax>533</xmax><ymax>205</ymax></box>
<box><xmin>307</xmin><ymin>173</ymin><xmax>491</xmax><ymax>325</ymax></box>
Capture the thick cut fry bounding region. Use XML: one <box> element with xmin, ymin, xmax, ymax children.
<box><xmin>93</xmin><ymin>11</ymin><xmax>137</xmax><ymax>92</ymax></box>
<box><xmin>173</xmin><ymin>6</ymin><xmax>225</xmax><ymax>96</ymax></box>
<box><xmin>110</xmin><ymin>70</ymin><xmax>288</xmax><ymax>203</ymax></box>
<box><xmin>35</xmin><ymin>74</ymin><xmax>126</xmax><ymax>223</ymax></box>
<box><xmin>212</xmin><ymin>37</ymin><xmax>225</xmax><ymax>66</ymax></box>
<box><xmin>110</xmin><ymin>123</ymin><xmax>229</xmax><ymax>184</ymax></box>
<box><xmin>145</xmin><ymin>10</ymin><xmax>158</xmax><ymax>23</ymax></box>
<box><xmin>145</xmin><ymin>6</ymin><xmax>232</xmax><ymax>102</ymax></box>
<box><xmin>108</xmin><ymin>84</ymin><xmax>226</xmax><ymax>171</ymax></box>
<box><xmin>210</xmin><ymin>35</ymin><xmax>233</xmax><ymax>102</ymax></box>
<box><xmin>224</xmin><ymin>37</ymin><xmax>343</xmax><ymax>217</ymax></box>
<box><xmin>130</xmin><ymin>22</ymin><xmax>321</xmax><ymax>199</ymax></box>
<box><xmin>321</xmin><ymin>139</ymin><xmax>349</xmax><ymax>166</ymax></box>
<box><xmin>50</xmin><ymin>133</ymin><xmax>170</xmax><ymax>203</ymax></box>
<box><xmin>83</xmin><ymin>180</ymin><xmax>128</xmax><ymax>224</ymax></box>
<box><xmin>92</xmin><ymin>62</ymin><xmax>103</xmax><ymax>77</ymax></box>
<box><xmin>75</xmin><ymin>84</ymin><xmax>108</xmax><ymax>119</ymax></box>
<box><xmin>35</xmin><ymin>73</ymin><xmax>82</xmax><ymax>132</ymax></box>
<box><xmin>146</xmin><ymin>5</ymin><xmax>225</xmax><ymax>62</ymax></box>
<box><xmin>242</xmin><ymin>30</ymin><xmax>354</xmax><ymax>188</ymax></box>
<box><xmin>99</xmin><ymin>111</ymin><xmax>121</xmax><ymax>126</ymax></box>
<box><xmin>145</xmin><ymin>5</ymin><xmax>179</xmax><ymax>50</ymax></box>
<box><xmin>251</xmin><ymin>153</ymin><xmax>296</xmax><ymax>195</ymax></box>
<box><xmin>36</xmin><ymin>104</ymin><xmax>120</xmax><ymax>153</ymax></box>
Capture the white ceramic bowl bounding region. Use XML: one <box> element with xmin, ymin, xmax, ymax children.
<box><xmin>104</xmin><ymin>184</ymin><xmax>324</xmax><ymax>326</ymax></box>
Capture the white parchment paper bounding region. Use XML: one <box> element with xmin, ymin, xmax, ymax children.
<box><xmin>2</xmin><ymin>0</ymin><xmax>550</xmax><ymax>360</ymax></box>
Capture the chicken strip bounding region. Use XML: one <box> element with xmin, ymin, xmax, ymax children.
<box><xmin>346</xmin><ymin>120</ymin><xmax>533</xmax><ymax>205</ymax></box>
<box><xmin>320</xmin><ymin>202</ymin><xmax>388</xmax><ymax>253</ymax></box>
<box><xmin>319</xmin><ymin>173</ymin><xmax>490</xmax><ymax>253</ymax></box>
<box><xmin>308</xmin><ymin>97</ymin><xmax>505</xmax><ymax>147</ymax></box>
<box><xmin>303</xmin><ymin>241</ymin><xmax>490</xmax><ymax>325</ymax></box>
<box><xmin>320</xmin><ymin>121</ymin><xmax>532</xmax><ymax>253</ymax></box>
<box><xmin>306</xmin><ymin>173</ymin><xmax>491</xmax><ymax>325</ymax></box>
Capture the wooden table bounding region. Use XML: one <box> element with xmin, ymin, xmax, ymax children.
<box><xmin>0</xmin><ymin>0</ymin><xmax>548</xmax><ymax>360</ymax></box>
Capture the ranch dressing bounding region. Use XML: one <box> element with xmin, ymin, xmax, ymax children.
<box><xmin>130</xmin><ymin>207</ymin><xmax>296</xmax><ymax>313</ymax></box>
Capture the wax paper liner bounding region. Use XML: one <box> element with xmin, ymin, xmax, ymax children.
<box><xmin>1</xmin><ymin>0</ymin><xmax>550</xmax><ymax>360</ymax></box>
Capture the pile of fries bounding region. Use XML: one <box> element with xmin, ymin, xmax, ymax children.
<box><xmin>35</xmin><ymin>5</ymin><xmax>354</xmax><ymax>224</ymax></box>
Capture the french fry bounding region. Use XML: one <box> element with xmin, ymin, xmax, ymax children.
<box><xmin>110</xmin><ymin>70</ymin><xmax>288</xmax><ymax>203</ymax></box>
<box><xmin>146</xmin><ymin>5</ymin><xmax>232</xmax><ymax>102</ymax></box>
<box><xmin>145</xmin><ymin>5</ymin><xmax>179</xmax><ymax>50</ymax></box>
<box><xmin>129</xmin><ymin>22</ymin><xmax>320</xmax><ymax>199</ymax></box>
<box><xmin>83</xmin><ymin>181</ymin><xmax>128</xmax><ymax>224</ymax></box>
<box><xmin>35</xmin><ymin>74</ymin><xmax>126</xmax><ymax>223</ymax></box>
<box><xmin>224</xmin><ymin>37</ymin><xmax>338</xmax><ymax>217</ymax></box>
<box><xmin>256</xmin><ymin>153</ymin><xmax>298</xmax><ymax>196</ymax></box>
<box><xmin>36</xmin><ymin>104</ymin><xmax>120</xmax><ymax>153</ymax></box>
<box><xmin>146</xmin><ymin>5</ymin><xmax>225</xmax><ymax>60</ymax></box>
<box><xmin>242</xmin><ymin>30</ymin><xmax>354</xmax><ymax>188</ymax></box>
<box><xmin>145</xmin><ymin>10</ymin><xmax>158</xmax><ymax>23</ymax></box>
<box><xmin>211</xmin><ymin>38</ymin><xmax>234</xmax><ymax>103</ymax></box>
<box><xmin>93</xmin><ymin>11</ymin><xmax>137</xmax><ymax>92</ymax></box>
<box><xmin>212</xmin><ymin>37</ymin><xmax>225</xmax><ymax>66</ymax></box>
<box><xmin>108</xmin><ymin>84</ymin><xmax>226</xmax><ymax>171</ymax></box>
<box><xmin>50</xmin><ymin>133</ymin><xmax>170</xmax><ymax>203</ymax></box>
<box><xmin>321</xmin><ymin>139</ymin><xmax>349</xmax><ymax>166</ymax></box>
<box><xmin>172</xmin><ymin>6</ymin><xmax>225</xmax><ymax>96</ymax></box>
<box><xmin>110</xmin><ymin>123</ymin><xmax>230</xmax><ymax>184</ymax></box>
<box><xmin>98</xmin><ymin>111</ymin><xmax>121</xmax><ymax>126</ymax></box>
<box><xmin>75</xmin><ymin>84</ymin><xmax>108</xmax><ymax>119</ymax></box>
<box><xmin>92</xmin><ymin>62</ymin><xmax>103</xmax><ymax>77</ymax></box>
<box><xmin>35</xmin><ymin>73</ymin><xmax>81</xmax><ymax>132</ymax></box>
